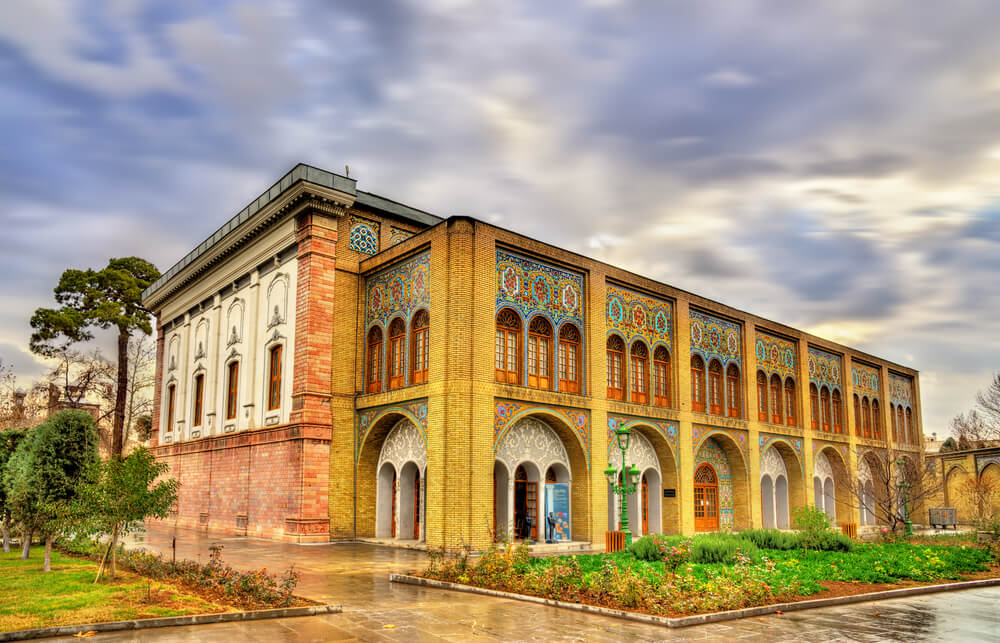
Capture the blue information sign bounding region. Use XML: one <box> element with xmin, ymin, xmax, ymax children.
<box><xmin>544</xmin><ymin>483</ymin><xmax>571</xmax><ymax>542</ymax></box>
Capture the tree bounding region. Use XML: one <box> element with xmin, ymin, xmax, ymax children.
<box><xmin>0</xmin><ymin>429</ymin><xmax>27</xmax><ymax>552</ymax></box>
<box><xmin>78</xmin><ymin>447</ymin><xmax>178</xmax><ymax>581</ymax></box>
<box><xmin>30</xmin><ymin>257</ymin><xmax>160</xmax><ymax>459</ymax></box>
<box><xmin>940</xmin><ymin>437</ymin><xmax>958</xmax><ymax>452</ymax></box>
<box><xmin>957</xmin><ymin>475</ymin><xmax>1000</xmax><ymax>530</ymax></box>
<box><xmin>3</xmin><ymin>410</ymin><xmax>99</xmax><ymax>570</ymax></box>
<box><xmin>848</xmin><ymin>445</ymin><xmax>942</xmax><ymax>534</ymax></box>
<box><xmin>949</xmin><ymin>374</ymin><xmax>1000</xmax><ymax>448</ymax></box>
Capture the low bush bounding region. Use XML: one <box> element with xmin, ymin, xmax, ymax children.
<box><xmin>739</xmin><ymin>529</ymin><xmax>801</xmax><ymax>551</ymax></box>
<box><xmin>58</xmin><ymin>537</ymin><xmax>300</xmax><ymax>609</ymax></box>
<box><xmin>690</xmin><ymin>533</ymin><xmax>760</xmax><ymax>564</ymax></box>
<box><xmin>628</xmin><ymin>534</ymin><xmax>693</xmax><ymax>570</ymax></box>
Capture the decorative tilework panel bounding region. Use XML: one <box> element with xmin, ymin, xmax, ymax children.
<box><xmin>606</xmin><ymin>285</ymin><xmax>672</xmax><ymax>351</ymax></box>
<box><xmin>389</xmin><ymin>226</ymin><xmax>413</xmax><ymax>246</ymax></box>
<box><xmin>494</xmin><ymin>399</ymin><xmax>590</xmax><ymax>467</ymax></box>
<box><xmin>349</xmin><ymin>216</ymin><xmax>380</xmax><ymax>255</ymax></box>
<box><xmin>496</xmin><ymin>249</ymin><xmax>584</xmax><ymax>328</ymax></box>
<box><xmin>606</xmin><ymin>414</ymin><xmax>678</xmax><ymax>465</ymax></box>
<box><xmin>811</xmin><ymin>439</ymin><xmax>848</xmax><ymax>466</ymax></box>
<box><xmin>759</xmin><ymin>433</ymin><xmax>804</xmax><ymax>474</ymax></box>
<box><xmin>365</xmin><ymin>251</ymin><xmax>430</xmax><ymax>329</ymax></box>
<box><xmin>690</xmin><ymin>310</ymin><xmax>741</xmax><ymax>367</ymax></box>
<box><xmin>976</xmin><ymin>455</ymin><xmax>1000</xmax><ymax>475</ymax></box>
<box><xmin>755</xmin><ymin>332</ymin><xmax>796</xmax><ymax>380</ymax></box>
<box><xmin>852</xmin><ymin>363</ymin><xmax>881</xmax><ymax>399</ymax></box>
<box><xmin>808</xmin><ymin>347</ymin><xmax>843</xmax><ymax>391</ymax></box>
<box><xmin>357</xmin><ymin>398</ymin><xmax>427</xmax><ymax>460</ymax></box>
<box><xmin>692</xmin><ymin>425</ymin><xmax>749</xmax><ymax>465</ymax></box>
<box><xmin>696</xmin><ymin>438</ymin><xmax>734</xmax><ymax>531</ymax></box>
<box><xmin>889</xmin><ymin>373</ymin><xmax>913</xmax><ymax>408</ymax></box>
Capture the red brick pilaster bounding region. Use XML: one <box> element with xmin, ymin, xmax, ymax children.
<box><xmin>151</xmin><ymin>320</ymin><xmax>165</xmax><ymax>447</ymax></box>
<box><xmin>291</xmin><ymin>210</ymin><xmax>338</xmax><ymax>425</ymax></box>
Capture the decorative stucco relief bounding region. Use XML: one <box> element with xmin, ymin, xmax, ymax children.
<box><xmin>496</xmin><ymin>417</ymin><xmax>571</xmax><ymax>478</ymax></box>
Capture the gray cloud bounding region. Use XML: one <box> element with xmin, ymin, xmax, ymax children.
<box><xmin>1</xmin><ymin>0</ymin><xmax>999</xmax><ymax>434</ymax></box>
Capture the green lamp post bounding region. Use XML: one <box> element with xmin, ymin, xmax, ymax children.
<box><xmin>605</xmin><ymin>425</ymin><xmax>642</xmax><ymax>547</ymax></box>
<box><xmin>896</xmin><ymin>457</ymin><xmax>914</xmax><ymax>537</ymax></box>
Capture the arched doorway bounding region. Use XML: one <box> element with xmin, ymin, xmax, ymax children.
<box><xmin>694</xmin><ymin>463</ymin><xmax>719</xmax><ymax>532</ymax></box>
<box><xmin>606</xmin><ymin>429</ymin><xmax>662</xmax><ymax>538</ymax></box>
<box><xmin>693</xmin><ymin>434</ymin><xmax>747</xmax><ymax>531</ymax></box>
<box><xmin>858</xmin><ymin>455</ymin><xmax>876</xmax><ymax>526</ymax></box>
<box><xmin>375</xmin><ymin>419</ymin><xmax>427</xmax><ymax>542</ymax></box>
<box><xmin>760</xmin><ymin>446</ymin><xmax>789</xmax><ymax>529</ymax></box>
<box><xmin>814</xmin><ymin>451</ymin><xmax>836</xmax><ymax>521</ymax></box>
<box><xmin>946</xmin><ymin>466</ymin><xmax>970</xmax><ymax>523</ymax></box>
<box><xmin>495</xmin><ymin>416</ymin><xmax>574</xmax><ymax>542</ymax></box>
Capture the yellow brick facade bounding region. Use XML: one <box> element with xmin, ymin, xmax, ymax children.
<box><xmin>144</xmin><ymin>165</ymin><xmax>925</xmax><ymax>549</ymax></box>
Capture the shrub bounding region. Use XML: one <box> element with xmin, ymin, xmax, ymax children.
<box><xmin>628</xmin><ymin>534</ymin><xmax>662</xmax><ymax>561</ymax></box>
<box><xmin>690</xmin><ymin>533</ymin><xmax>760</xmax><ymax>564</ymax></box>
<box><xmin>740</xmin><ymin>528</ymin><xmax>801</xmax><ymax>550</ymax></box>
<box><xmin>792</xmin><ymin>505</ymin><xmax>834</xmax><ymax>553</ymax></box>
<box><xmin>813</xmin><ymin>530</ymin><xmax>854</xmax><ymax>552</ymax></box>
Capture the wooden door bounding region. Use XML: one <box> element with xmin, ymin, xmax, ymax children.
<box><xmin>525</xmin><ymin>482</ymin><xmax>538</xmax><ymax>540</ymax></box>
<box><xmin>413</xmin><ymin>470</ymin><xmax>421</xmax><ymax>540</ymax></box>
<box><xmin>694</xmin><ymin>464</ymin><xmax>719</xmax><ymax>532</ymax></box>
<box><xmin>641</xmin><ymin>475</ymin><xmax>649</xmax><ymax>535</ymax></box>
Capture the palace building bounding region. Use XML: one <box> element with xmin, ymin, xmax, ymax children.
<box><xmin>143</xmin><ymin>164</ymin><xmax>924</xmax><ymax>547</ymax></box>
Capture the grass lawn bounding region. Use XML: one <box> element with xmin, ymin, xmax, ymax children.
<box><xmin>0</xmin><ymin>550</ymin><xmax>231</xmax><ymax>633</ymax></box>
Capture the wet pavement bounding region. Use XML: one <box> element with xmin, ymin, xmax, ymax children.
<box><xmin>43</xmin><ymin>524</ymin><xmax>1000</xmax><ymax>642</ymax></box>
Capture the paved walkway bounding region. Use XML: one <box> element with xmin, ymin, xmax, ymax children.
<box><xmin>46</xmin><ymin>525</ymin><xmax>1000</xmax><ymax>642</ymax></box>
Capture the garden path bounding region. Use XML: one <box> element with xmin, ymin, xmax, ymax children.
<box><xmin>42</xmin><ymin>524</ymin><xmax>1000</xmax><ymax>642</ymax></box>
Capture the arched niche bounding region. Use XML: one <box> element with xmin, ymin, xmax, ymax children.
<box><xmin>375</xmin><ymin>419</ymin><xmax>427</xmax><ymax>542</ymax></box>
<box><xmin>606</xmin><ymin>429</ymin><xmax>661</xmax><ymax>538</ymax></box>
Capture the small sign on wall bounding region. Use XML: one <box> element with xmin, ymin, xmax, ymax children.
<box><xmin>663</xmin><ymin>488</ymin><xmax>676</xmax><ymax>498</ymax></box>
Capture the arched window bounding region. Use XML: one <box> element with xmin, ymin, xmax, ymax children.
<box><xmin>905</xmin><ymin>408</ymin><xmax>913</xmax><ymax>444</ymax></box>
<box><xmin>527</xmin><ymin>316</ymin><xmax>553</xmax><ymax>389</ymax></box>
<box><xmin>607</xmin><ymin>336</ymin><xmax>625</xmax><ymax>400</ymax></box>
<box><xmin>770</xmin><ymin>374</ymin><xmax>782</xmax><ymax>424</ymax></box>
<box><xmin>810</xmin><ymin>384</ymin><xmax>820</xmax><ymax>430</ymax></box>
<box><xmin>268</xmin><ymin>345</ymin><xmax>282</xmax><ymax>409</ymax></box>
<box><xmin>558</xmin><ymin>324</ymin><xmax>581</xmax><ymax>394</ymax></box>
<box><xmin>495</xmin><ymin>309</ymin><xmax>521</xmax><ymax>385</ymax></box>
<box><xmin>708</xmin><ymin>360</ymin><xmax>723</xmax><ymax>415</ymax></box>
<box><xmin>192</xmin><ymin>373</ymin><xmax>205</xmax><ymax>427</ymax></box>
<box><xmin>727</xmin><ymin>364</ymin><xmax>741</xmax><ymax>418</ymax></box>
<box><xmin>784</xmin><ymin>378</ymin><xmax>796</xmax><ymax>426</ymax></box>
<box><xmin>366</xmin><ymin>327</ymin><xmax>383</xmax><ymax>393</ymax></box>
<box><xmin>166</xmin><ymin>383</ymin><xmax>176</xmax><ymax>432</ymax></box>
<box><xmin>411</xmin><ymin>309</ymin><xmax>429</xmax><ymax>385</ymax></box>
<box><xmin>630</xmin><ymin>341</ymin><xmax>649</xmax><ymax>404</ymax></box>
<box><xmin>757</xmin><ymin>371</ymin><xmax>768</xmax><ymax>421</ymax></box>
<box><xmin>872</xmin><ymin>399</ymin><xmax>881</xmax><ymax>439</ymax></box>
<box><xmin>225</xmin><ymin>361</ymin><xmax>239</xmax><ymax>420</ymax></box>
<box><xmin>832</xmin><ymin>389</ymin><xmax>842</xmax><ymax>433</ymax></box>
<box><xmin>691</xmin><ymin>355</ymin><xmax>706</xmax><ymax>412</ymax></box>
<box><xmin>897</xmin><ymin>406</ymin><xmax>906</xmax><ymax>443</ymax></box>
<box><xmin>854</xmin><ymin>395</ymin><xmax>862</xmax><ymax>436</ymax></box>
<box><xmin>890</xmin><ymin>403</ymin><xmax>898</xmax><ymax>442</ymax></box>
<box><xmin>388</xmin><ymin>318</ymin><xmax>406</xmax><ymax>390</ymax></box>
<box><xmin>653</xmin><ymin>346</ymin><xmax>671</xmax><ymax>407</ymax></box>
<box><xmin>820</xmin><ymin>386</ymin><xmax>831</xmax><ymax>432</ymax></box>
<box><xmin>862</xmin><ymin>397</ymin><xmax>871</xmax><ymax>438</ymax></box>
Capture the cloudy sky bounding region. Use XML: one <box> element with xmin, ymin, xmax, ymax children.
<box><xmin>1</xmin><ymin>1</ymin><xmax>998</xmax><ymax>433</ymax></box>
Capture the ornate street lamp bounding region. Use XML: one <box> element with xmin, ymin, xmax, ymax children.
<box><xmin>605</xmin><ymin>425</ymin><xmax>642</xmax><ymax>546</ymax></box>
<box><xmin>895</xmin><ymin>456</ymin><xmax>914</xmax><ymax>537</ymax></box>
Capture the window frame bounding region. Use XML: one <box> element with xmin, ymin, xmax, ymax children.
<box><xmin>225</xmin><ymin>360</ymin><xmax>239</xmax><ymax>421</ymax></box>
<box><xmin>166</xmin><ymin>383</ymin><xmax>176</xmax><ymax>433</ymax></box>
<box><xmin>820</xmin><ymin>386</ymin><xmax>831</xmax><ymax>432</ymax></box>
<box><xmin>607</xmin><ymin>335</ymin><xmax>625</xmax><ymax>400</ymax></box>
<box><xmin>411</xmin><ymin>309</ymin><xmax>429</xmax><ymax>385</ymax></box>
<box><xmin>726</xmin><ymin>364</ymin><xmax>741</xmax><ymax>418</ymax></box>
<box><xmin>267</xmin><ymin>344</ymin><xmax>283</xmax><ymax>410</ymax></box>
<box><xmin>527</xmin><ymin>316</ymin><xmax>554</xmax><ymax>390</ymax></box>
<box><xmin>769</xmin><ymin>373</ymin><xmax>782</xmax><ymax>424</ymax></box>
<box><xmin>387</xmin><ymin>317</ymin><xmax>406</xmax><ymax>390</ymax></box>
<box><xmin>495</xmin><ymin>308</ymin><xmax>522</xmax><ymax>385</ymax></box>
<box><xmin>629</xmin><ymin>341</ymin><xmax>649</xmax><ymax>404</ymax></box>
<box><xmin>757</xmin><ymin>371</ymin><xmax>768</xmax><ymax>421</ymax></box>
<box><xmin>653</xmin><ymin>346</ymin><xmax>670</xmax><ymax>407</ymax></box>
<box><xmin>872</xmin><ymin>399</ymin><xmax>881</xmax><ymax>439</ymax></box>
<box><xmin>691</xmin><ymin>355</ymin><xmax>706</xmax><ymax>412</ymax></box>
<box><xmin>784</xmin><ymin>378</ymin><xmax>796</xmax><ymax>426</ymax></box>
<box><xmin>708</xmin><ymin>360</ymin><xmax>723</xmax><ymax>415</ymax></box>
<box><xmin>192</xmin><ymin>372</ymin><xmax>205</xmax><ymax>427</ymax></box>
<box><xmin>558</xmin><ymin>323</ymin><xmax>581</xmax><ymax>394</ymax></box>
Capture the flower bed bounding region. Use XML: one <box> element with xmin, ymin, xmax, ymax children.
<box><xmin>420</xmin><ymin>532</ymin><xmax>998</xmax><ymax>617</ymax></box>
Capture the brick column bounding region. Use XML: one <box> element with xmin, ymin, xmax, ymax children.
<box><xmin>291</xmin><ymin>210</ymin><xmax>338</xmax><ymax>426</ymax></box>
<box><xmin>151</xmin><ymin>320</ymin><xmax>165</xmax><ymax>447</ymax></box>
